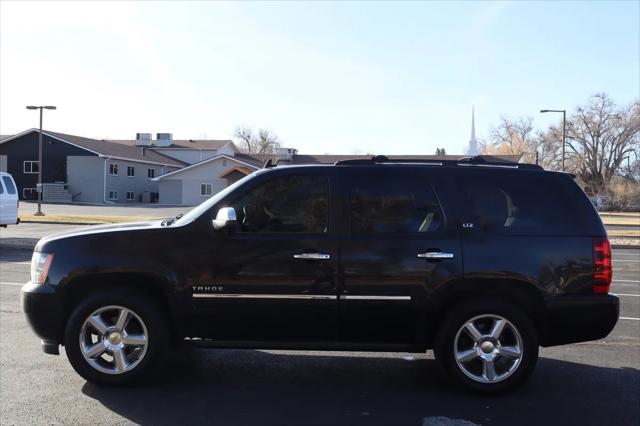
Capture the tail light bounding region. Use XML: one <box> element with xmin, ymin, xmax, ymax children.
<box><xmin>593</xmin><ymin>238</ymin><xmax>612</xmax><ymax>294</ymax></box>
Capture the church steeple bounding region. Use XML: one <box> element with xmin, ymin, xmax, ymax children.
<box><xmin>468</xmin><ymin>106</ymin><xmax>479</xmax><ymax>156</ymax></box>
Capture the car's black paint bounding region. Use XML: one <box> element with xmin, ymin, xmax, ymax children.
<box><xmin>21</xmin><ymin>164</ymin><xmax>618</xmax><ymax>355</ymax></box>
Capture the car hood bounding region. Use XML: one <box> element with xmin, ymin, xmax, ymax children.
<box><xmin>35</xmin><ymin>220</ymin><xmax>164</xmax><ymax>251</ymax></box>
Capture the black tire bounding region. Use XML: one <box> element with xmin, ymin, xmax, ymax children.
<box><xmin>63</xmin><ymin>288</ymin><xmax>169</xmax><ymax>386</ymax></box>
<box><xmin>433</xmin><ymin>298</ymin><xmax>538</xmax><ymax>394</ymax></box>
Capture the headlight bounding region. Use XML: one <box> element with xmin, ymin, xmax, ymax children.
<box><xmin>31</xmin><ymin>252</ymin><xmax>54</xmax><ymax>284</ymax></box>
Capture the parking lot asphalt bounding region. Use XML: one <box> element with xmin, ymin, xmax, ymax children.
<box><xmin>0</xmin><ymin>242</ymin><xmax>638</xmax><ymax>425</ymax></box>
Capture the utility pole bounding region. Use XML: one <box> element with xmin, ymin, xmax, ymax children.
<box><xmin>26</xmin><ymin>105</ymin><xmax>56</xmax><ymax>216</ymax></box>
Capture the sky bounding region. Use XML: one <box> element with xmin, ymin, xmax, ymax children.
<box><xmin>0</xmin><ymin>1</ymin><xmax>638</xmax><ymax>155</ymax></box>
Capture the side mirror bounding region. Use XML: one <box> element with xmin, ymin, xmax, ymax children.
<box><xmin>212</xmin><ymin>207</ymin><xmax>238</xmax><ymax>231</ymax></box>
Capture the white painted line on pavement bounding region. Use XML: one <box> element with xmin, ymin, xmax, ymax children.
<box><xmin>0</xmin><ymin>261</ymin><xmax>30</xmax><ymax>265</ymax></box>
<box><xmin>620</xmin><ymin>317</ymin><xmax>640</xmax><ymax>321</ymax></box>
<box><xmin>613</xmin><ymin>279</ymin><xmax>640</xmax><ymax>283</ymax></box>
<box><xmin>0</xmin><ymin>281</ymin><xmax>24</xmax><ymax>286</ymax></box>
<box><xmin>614</xmin><ymin>260</ymin><xmax>640</xmax><ymax>263</ymax></box>
<box><xmin>612</xmin><ymin>293</ymin><xmax>640</xmax><ymax>297</ymax></box>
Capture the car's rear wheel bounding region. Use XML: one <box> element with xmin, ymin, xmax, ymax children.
<box><xmin>64</xmin><ymin>289</ymin><xmax>168</xmax><ymax>385</ymax></box>
<box><xmin>434</xmin><ymin>299</ymin><xmax>538</xmax><ymax>394</ymax></box>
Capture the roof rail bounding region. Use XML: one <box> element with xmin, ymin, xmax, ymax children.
<box><xmin>334</xmin><ymin>155</ymin><xmax>543</xmax><ymax>170</ymax></box>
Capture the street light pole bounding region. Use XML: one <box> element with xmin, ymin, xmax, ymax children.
<box><xmin>26</xmin><ymin>105</ymin><xmax>56</xmax><ymax>216</ymax></box>
<box><xmin>540</xmin><ymin>109</ymin><xmax>567</xmax><ymax>171</ymax></box>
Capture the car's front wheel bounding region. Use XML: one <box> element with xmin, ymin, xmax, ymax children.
<box><xmin>434</xmin><ymin>299</ymin><xmax>538</xmax><ymax>394</ymax></box>
<box><xmin>64</xmin><ymin>289</ymin><xmax>168</xmax><ymax>385</ymax></box>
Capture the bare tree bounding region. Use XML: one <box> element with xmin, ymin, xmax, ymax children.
<box><xmin>481</xmin><ymin>116</ymin><xmax>537</xmax><ymax>163</ymax></box>
<box><xmin>234</xmin><ymin>126</ymin><xmax>254</xmax><ymax>153</ymax></box>
<box><xmin>535</xmin><ymin>125</ymin><xmax>564</xmax><ymax>170</ymax></box>
<box><xmin>564</xmin><ymin>93</ymin><xmax>640</xmax><ymax>193</ymax></box>
<box><xmin>233</xmin><ymin>126</ymin><xmax>281</xmax><ymax>155</ymax></box>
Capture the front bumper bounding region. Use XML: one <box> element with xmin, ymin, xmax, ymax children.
<box><xmin>21</xmin><ymin>281</ymin><xmax>64</xmax><ymax>352</ymax></box>
<box><xmin>541</xmin><ymin>295</ymin><xmax>619</xmax><ymax>346</ymax></box>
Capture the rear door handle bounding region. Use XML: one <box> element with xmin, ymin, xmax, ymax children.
<box><xmin>417</xmin><ymin>252</ymin><xmax>454</xmax><ymax>260</ymax></box>
<box><xmin>293</xmin><ymin>253</ymin><xmax>331</xmax><ymax>260</ymax></box>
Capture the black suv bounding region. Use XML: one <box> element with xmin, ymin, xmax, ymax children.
<box><xmin>21</xmin><ymin>157</ymin><xmax>618</xmax><ymax>393</ymax></box>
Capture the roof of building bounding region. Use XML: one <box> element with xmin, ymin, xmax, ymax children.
<box><xmin>107</xmin><ymin>139</ymin><xmax>233</xmax><ymax>150</ymax></box>
<box><xmin>153</xmin><ymin>154</ymin><xmax>261</xmax><ymax>181</ymax></box>
<box><xmin>0</xmin><ymin>129</ymin><xmax>187</xmax><ymax>167</ymax></box>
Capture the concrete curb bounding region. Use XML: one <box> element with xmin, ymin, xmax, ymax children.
<box><xmin>611</xmin><ymin>244</ymin><xmax>640</xmax><ymax>249</ymax></box>
<box><xmin>0</xmin><ymin>241</ymin><xmax>37</xmax><ymax>251</ymax></box>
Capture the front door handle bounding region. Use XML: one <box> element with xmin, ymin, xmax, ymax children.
<box><xmin>417</xmin><ymin>252</ymin><xmax>454</xmax><ymax>260</ymax></box>
<box><xmin>293</xmin><ymin>253</ymin><xmax>331</xmax><ymax>260</ymax></box>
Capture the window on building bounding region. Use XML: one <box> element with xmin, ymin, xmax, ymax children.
<box><xmin>23</xmin><ymin>161</ymin><xmax>39</xmax><ymax>174</ymax></box>
<box><xmin>23</xmin><ymin>188</ymin><xmax>37</xmax><ymax>199</ymax></box>
<box><xmin>107</xmin><ymin>190</ymin><xmax>118</xmax><ymax>200</ymax></box>
<box><xmin>147</xmin><ymin>168</ymin><xmax>155</xmax><ymax>178</ymax></box>
<box><xmin>109</xmin><ymin>163</ymin><xmax>118</xmax><ymax>176</ymax></box>
<box><xmin>349</xmin><ymin>174</ymin><xmax>443</xmax><ymax>234</ymax></box>
<box><xmin>2</xmin><ymin>176</ymin><xmax>17</xmax><ymax>194</ymax></box>
<box><xmin>200</xmin><ymin>183</ymin><xmax>212</xmax><ymax>197</ymax></box>
<box><xmin>127</xmin><ymin>165</ymin><xmax>135</xmax><ymax>177</ymax></box>
<box><xmin>126</xmin><ymin>191</ymin><xmax>135</xmax><ymax>201</ymax></box>
<box><xmin>229</xmin><ymin>174</ymin><xmax>329</xmax><ymax>233</ymax></box>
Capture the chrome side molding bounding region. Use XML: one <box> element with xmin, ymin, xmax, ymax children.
<box><xmin>193</xmin><ymin>294</ymin><xmax>337</xmax><ymax>300</ymax></box>
<box><xmin>341</xmin><ymin>295</ymin><xmax>411</xmax><ymax>301</ymax></box>
<box><xmin>417</xmin><ymin>252</ymin><xmax>454</xmax><ymax>259</ymax></box>
<box><xmin>192</xmin><ymin>294</ymin><xmax>412</xmax><ymax>301</ymax></box>
<box><xmin>293</xmin><ymin>253</ymin><xmax>331</xmax><ymax>260</ymax></box>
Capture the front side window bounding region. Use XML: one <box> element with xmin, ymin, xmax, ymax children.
<box><xmin>349</xmin><ymin>174</ymin><xmax>443</xmax><ymax>234</ymax></box>
<box><xmin>2</xmin><ymin>176</ymin><xmax>16</xmax><ymax>194</ymax></box>
<box><xmin>229</xmin><ymin>174</ymin><xmax>329</xmax><ymax>233</ymax></box>
<box><xmin>23</xmin><ymin>161</ymin><xmax>39</xmax><ymax>174</ymax></box>
<box><xmin>109</xmin><ymin>163</ymin><xmax>118</xmax><ymax>176</ymax></box>
<box><xmin>201</xmin><ymin>183</ymin><xmax>212</xmax><ymax>196</ymax></box>
<box><xmin>127</xmin><ymin>165</ymin><xmax>135</xmax><ymax>177</ymax></box>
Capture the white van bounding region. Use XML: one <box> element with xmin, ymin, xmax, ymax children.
<box><xmin>0</xmin><ymin>172</ymin><xmax>20</xmax><ymax>227</ymax></box>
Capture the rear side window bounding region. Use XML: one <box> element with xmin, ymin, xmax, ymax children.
<box><xmin>349</xmin><ymin>174</ymin><xmax>443</xmax><ymax>234</ymax></box>
<box><xmin>2</xmin><ymin>176</ymin><xmax>16</xmax><ymax>194</ymax></box>
<box><xmin>230</xmin><ymin>174</ymin><xmax>329</xmax><ymax>233</ymax></box>
<box><xmin>0</xmin><ymin>179</ymin><xmax>4</xmax><ymax>194</ymax></box>
<box><xmin>456</xmin><ymin>173</ymin><xmax>586</xmax><ymax>235</ymax></box>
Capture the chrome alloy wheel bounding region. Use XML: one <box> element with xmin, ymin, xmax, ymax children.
<box><xmin>453</xmin><ymin>314</ymin><xmax>523</xmax><ymax>384</ymax></box>
<box><xmin>79</xmin><ymin>305</ymin><xmax>148</xmax><ymax>375</ymax></box>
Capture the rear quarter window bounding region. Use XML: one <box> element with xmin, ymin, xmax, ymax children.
<box><xmin>455</xmin><ymin>172</ymin><xmax>590</xmax><ymax>236</ymax></box>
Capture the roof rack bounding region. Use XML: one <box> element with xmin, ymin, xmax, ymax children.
<box><xmin>263</xmin><ymin>159</ymin><xmax>276</xmax><ymax>168</ymax></box>
<box><xmin>334</xmin><ymin>155</ymin><xmax>543</xmax><ymax>171</ymax></box>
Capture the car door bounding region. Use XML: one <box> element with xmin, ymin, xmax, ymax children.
<box><xmin>187</xmin><ymin>168</ymin><xmax>340</xmax><ymax>343</ymax></box>
<box><xmin>337</xmin><ymin>167</ymin><xmax>463</xmax><ymax>345</ymax></box>
<box><xmin>0</xmin><ymin>177</ymin><xmax>6</xmax><ymax>225</ymax></box>
<box><xmin>0</xmin><ymin>175</ymin><xmax>18</xmax><ymax>225</ymax></box>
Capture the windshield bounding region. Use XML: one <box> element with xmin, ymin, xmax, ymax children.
<box><xmin>173</xmin><ymin>171</ymin><xmax>266</xmax><ymax>226</ymax></box>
